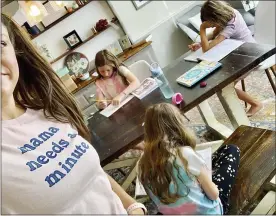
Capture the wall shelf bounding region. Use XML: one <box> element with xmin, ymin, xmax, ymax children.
<box><xmin>31</xmin><ymin>1</ymin><xmax>92</xmax><ymax>40</ymax></box>
<box><xmin>50</xmin><ymin>18</ymin><xmax>118</xmax><ymax>64</ymax></box>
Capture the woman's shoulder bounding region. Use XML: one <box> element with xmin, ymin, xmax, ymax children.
<box><xmin>2</xmin><ymin>108</ymin><xmax>49</xmax><ymax>127</ymax></box>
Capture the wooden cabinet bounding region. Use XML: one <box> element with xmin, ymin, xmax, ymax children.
<box><xmin>75</xmin><ymin>94</ymin><xmax>90</xmax><ymax>110</ymax></box>
<box><xmin>83</xmin><ymin>103</ymin><xmax>98</xmax><ymax>119</ymax></box>
<box><xmin>74</xmin><ymin>82</ymin><xmax>97</xmax><ymax>111</ymax></box>
<box><xmin>82</xmin><ymin>84</ymin><xmax>97</xmax><ymax>104</ymax></box>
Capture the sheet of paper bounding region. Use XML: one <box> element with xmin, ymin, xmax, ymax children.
<box><xmin>196</xmin><ymin>147</ymin><xmax>212</xmax><ymax>179</ymax></box>
<box><xmin>184</xmin><ymin>39</ymin><xmax>244</xmax><ymax>63</ymax></box>
<box><xmin>184</xmin><ymin>49</ymin><xmax>203</xmax><ymax>62</ymax></box>
<box><xmin>199</xmin><ymin>39</ymin><xmax>244</xmax><ymax>62</ymax></box>
<box><xmin>99</xmin><ymin>95</ymin><xmax>134</xmax><ymax>117</ymax></box>
<box><xmin>135</xmin><ymin>177</ymin><xmax>147</xmax><ymax>197</ymax></box>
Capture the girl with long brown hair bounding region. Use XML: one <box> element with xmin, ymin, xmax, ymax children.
<box><xmin>95</xmin><ymin>50</ymin><xmax>145</xmax><ymax>150</ymax></box>
<box><xmin>138</xmin><ymin>103</ymin><xmax>240</xmax><ymax>214</ymax></box>
<box><xmin>188</xmin><ymin>0</ymin><xmax>262</xmax><ymax>117</ymax></box>
<box><xmin>94</xmin><ymin>49</ymin><xmax>140</xmax><ymax>109</ymax></box>
<box><xmin>1</xmin><ymin>13</ymin><xmax>146</xmax><ymax>215</ymax></box>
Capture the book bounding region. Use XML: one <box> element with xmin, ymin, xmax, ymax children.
<box><xmin>132</xmin><ymin>77</ymin><xmax>158</xmax><ymax>100</ymax></box>
<box><xmin>135</xmin><ymin>177</ymin><xmax>147</xmax><ymax>198</ymax></box>
<box><xmin>196</xmin><ymin>147</ymin><xmax>212</xmax><ymax>179</ymax></box>
<box><xmin>176</xmin><ymin>61</ymin><xmax>222</xmax><ymax>87</ymax></box>
<box><xmin>184</xmin><ymin>39</ymin><xmax>244</xmax><ymax>63</ymax></box>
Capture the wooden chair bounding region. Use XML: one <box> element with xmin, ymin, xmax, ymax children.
<box><xmin>250</xmin><ymin>175</ymin><xmax>275</xmax><ymax>215</ymax></box>
<box><xmin>224</xmin><ymin>126</ymin><xmax>275</xmax><ymax>215</ymax></box>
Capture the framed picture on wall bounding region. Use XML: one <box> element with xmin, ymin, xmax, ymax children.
<box><xmin>63</xmin><ymin>30</ymin><xmax>82</xmax><ymax>49</ymax></box>
<box><xmin>118</xmin><ymin>35</ymin><xmax>132</xmax><ymax>50</ymax></box>
<box><xmin>132</xmin><ymin>0</ymin><xmax>151</xmax><ymax>10</ymax></box>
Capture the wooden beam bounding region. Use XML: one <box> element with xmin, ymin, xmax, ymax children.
<box><xmin>217</xmin><ymin>83</ymin><xmax>250</xmax><ymax>129</ymax></box>
<box><xmin>197</xmin><ymin>100</ymin><xmax>233</xmax><ymax>139</ymax></box>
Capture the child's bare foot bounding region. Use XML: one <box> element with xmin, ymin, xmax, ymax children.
<box><xmin>247</xmin><ymin>103</ymin><xmax>263</xmax><ymax>117</ymax></box>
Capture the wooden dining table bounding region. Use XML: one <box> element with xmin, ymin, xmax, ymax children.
<box><xmin>88</xmin><ymin>42</ymin><xmax>276</xmax><ymax>166</ymax></box>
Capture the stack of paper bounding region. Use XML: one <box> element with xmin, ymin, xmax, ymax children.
<box><xmin>184</xmin><ymin>39</ymin><xmax>244</xmax><ymax>63</ymax></box>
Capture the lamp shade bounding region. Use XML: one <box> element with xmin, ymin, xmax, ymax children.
<box><xmin>18</xmin><ymin>1</ymin><xmax>48</xmax><ymax>26</ymax></box>
<box><xmin>48</xmin><ymin>1</ymin><xmax>66</xmax><ymax>11</ymax></box>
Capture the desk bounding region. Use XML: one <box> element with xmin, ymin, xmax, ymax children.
<box><xmin>88</xmin><ymin>42</ymin><xmax>275</xmax><ymax>166</ymax></box>
<box><xmin>164</xmin><ymin>42</ymin><xmax>276</xmax><ymax>138</ymax></box>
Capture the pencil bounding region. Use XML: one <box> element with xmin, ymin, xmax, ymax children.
<box><xmin>91</xmin><ymin>99</ymin><xmax>113</xmax><ymax>102</ymax></box>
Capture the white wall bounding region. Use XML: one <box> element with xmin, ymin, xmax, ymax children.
<box><xmin>3</xmin><ymin>1</ymin><xmax>125</xmax><ymax>71</ymax></box>
<box><xmin>4</xmin><ymin>0</ymin><xmax>199</xmax><ymax>69</ymax></box>
<box><xmin>34</xmin><ymin>1</ymin><xmax>125</xmax><ymax>70</ymax></box>
<box><xmin>108</xmin><ymin>1</ymin><xmax>197</xmax><ymax>67</ymax></box>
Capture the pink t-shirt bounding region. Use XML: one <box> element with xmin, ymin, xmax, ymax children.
<box><xmin>2</xmin><ymin>109</ymin><xmax>127</xmax><ymax>214</ymax></box>
<box><xmin>220</xmin><ymin>9</ymin><xmax>256</xmax><ymax>43</ymax></box>
<box><xmin>95</xmin><ymin>66</ymin><xmax>130</xmax><ymax>109</ymax></box>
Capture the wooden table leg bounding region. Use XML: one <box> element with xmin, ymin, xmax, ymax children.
<box><xmin>197</xmin><ymin>100</ymin><xmax>233</xmax><ymax>139</ymax></box>
<box><xmin>217</xmin><ymin>83</ymin><xmax>250</xmax><ymax>129</ymax></box>
<box><xmin>266</xmin><ymin>69</ymin><xmax>276</xmax><ymax>94</ymax></box>
<box><xmin>122</xmin><ymin>161</ymin><xmax>139</xmax><ymax>191</ymax></box>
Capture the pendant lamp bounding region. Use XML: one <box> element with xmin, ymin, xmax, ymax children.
<box><xmin>18</xmin><ymin>1</ymin><xmax>48</xmax><ymax>26</ymax></box>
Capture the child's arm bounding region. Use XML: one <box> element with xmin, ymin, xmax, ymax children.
<box><xmin>212</xmin><ymin>27</ymin><xmax>222</xmax><ymax>40</ymax></box>
<box><xmin>107</xmin><ymin>174</ymin><xmax>145</xmax><ymax>214</ymax></box>
<box><xmin>188</xmin><ymin>27</ymin><xmax>222</xmax><ymax>51</ymax></box>
<box><xmin>200</xmin><ymin>21</ymin><xmax>226</xmax><ymax>52</ymax></box>
<box><xmin>95</xmin><ymin>86</ymin><xmax>108</xmax><ymax>110</ymax></box>
<box><xmin>119</xmin><ymin>66</ymin><xmax>140</xmax><ymax>94</ymax></box>
<box><xmin>197</xmin><ymin>167</ymin><xmax>219</xmax><ymax>200</ymax></box>
<box><xmin>180</xmin><ymin>147</ymin><xmax>219</xmax><ymax>200</ymax></box>
<box><xmin>112</xmin><ymin>66</ymin><xmax>140</xmax><ymax>106</ymax></box>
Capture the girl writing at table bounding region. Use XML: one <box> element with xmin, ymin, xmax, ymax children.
<box><xmin>1</xmin><ymin>13</ymin><xmax>146</xmax><ymax>215</ymax></box>
<box><xmin>189</xmin><ymin>0</ymin><xmax>263</xmax><ymax>117</ymax></box>
<box><xmin>94</xmin><ymin>50</ymin><xmax>140</xmax><ymax>110</ymax></box>
<box><xmin>95</xmin><ymin>50</ymin><xmax>144</xmax><ymax>150</ymax></box>
<box><xmin>138</xmin><ymin>103</ymin><xmax>240</xmax><ymax>215</ymax></box>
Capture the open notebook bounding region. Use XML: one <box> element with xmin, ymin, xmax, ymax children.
<box><xmin>135</xmin><ymin>147</ymin><xmax>212</xmax><ymax>197</ymax></box>
<box><xmin>184</xmin><ymin>39</ymin><xmax>244</xmax><ymax>62</ymax></box>
<box><xmin>132</xmin><ymin>78</ymin><xmax>158</xmax><ymax>100</ymax></box>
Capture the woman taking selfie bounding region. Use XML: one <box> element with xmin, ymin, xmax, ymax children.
<box><xmin>1</xmin><ymin>14</ymin><xmax>146</xmax><ymax>215</ymax></box>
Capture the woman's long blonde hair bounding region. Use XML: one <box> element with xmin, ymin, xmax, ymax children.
<box><xmin>95</xmin><ymin>49</ymin><xmax>128</xmax><ymax>84</ymax></box>
<box><xmin>138</xmin><ymin>103</ymin><xmax>197</xmax><ymax>204</ymax></box>
<box><xmin>1</xmin><ymin>14</ymin><xmax>90</xmax><ymax>141</ymax></box>
<box><xmin>201</xmin><ymin>0</ymin><xmax>234</xmax><ymax>29</ymax></box>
